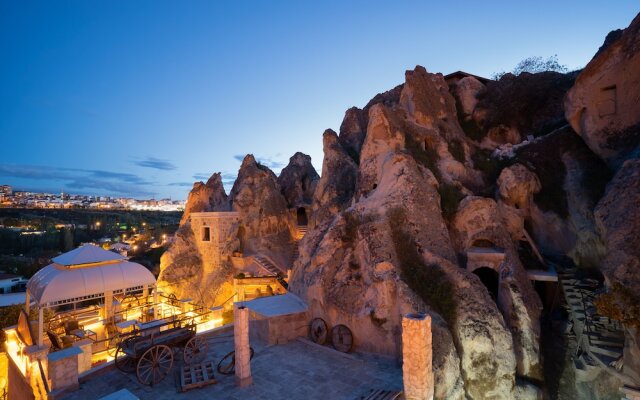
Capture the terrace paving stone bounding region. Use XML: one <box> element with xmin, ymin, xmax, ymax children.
<box><xmin>62</xmin><ymin>333</ymin><xmax>402</xmax><ymax>400</ymax></box>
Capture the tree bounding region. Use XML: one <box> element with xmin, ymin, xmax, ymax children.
<box><xmin>493</xmin><ymin>55</ymin><xmax>568</xmax><ymax>80</ymax></box>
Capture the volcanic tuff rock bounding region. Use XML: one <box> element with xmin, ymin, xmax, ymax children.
<box><xmin>453</xmin><ymin>76</ymin><xmax>485</xmax><ymax>117</ymax></box>
<box><xmin>179</xmin><ymin>173</ymin><xmax>230</xmax><ymax>224</ymax></box>
<box><xmin>291</xmin><ymin>66</ymin><xmax>544</xmax><ymax>398</ymax></box>
<box><xmin>595</xmin><ymin>159</ymin><xmax>640</xmax><ymax>304</ymax></box>
<box><xmin>338</xmin><ymin>107</ymin><xmax>368</xmax><ymax>161</ymax></box>
<box><xmin>496</xmin><ymin>164</ymin><xmax>541</xmax><ymax>210</ymax></box>
<box><xmin>565</xmin><ymin>13</ymin><xmax>640</xmax><ymax>169</ymax></box>
<box><xmin>230</xmin><ymin>154</ymin><xmax>294</xmax><ymax>265</ymax></box>
<box><xmin>159</xmin><ymin>172</ymin><xmax>235</xmax><ymax>305</ymax></box>
<box><xmin>594</xmin><ymin>159</ymin><xmax>640</xmax><ymax>382</ymax></box>
<box><xmin>309</xmin><ymin>130</ymin><xmax>358</xmax><ymax>230</ymax></box>
<box><xmin>277</xmin><ymin>152</ymin><xmax>319</xmax><ymax>208</ymax></box>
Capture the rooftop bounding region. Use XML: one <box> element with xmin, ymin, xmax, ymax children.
<box><xmin>62</xmin><ymin>330</ymin><xmax>402</xmax><ymax>400</ymax></box>
<box><xmin>27</xmin><ymin>245</ymin><xmax>156</xmax><ymax>306</ymax></box>
<box><xmin>243</xmin><ymin>293</ymin><xmax>308</xmax><ymax>317</ymax></box>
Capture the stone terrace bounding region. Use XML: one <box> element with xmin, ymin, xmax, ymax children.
<box><xmin>62</xmin><ymin>331</ymin><xmax>402</xmax><ymax>400</ymax></box>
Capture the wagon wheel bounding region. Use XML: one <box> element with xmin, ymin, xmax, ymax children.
<box><xmin>183</xmin><ymin>335</ymin><xmax>208</xmax><ymax>364</ymax></box>
<box><xmin>115</xmin><ymin>336</ymin><xmax>139</xmax><ymax>373</ymax></box>
<box><xmin>217</xmin><ymin>347</ymin><xmax>255</xmax><ymax>375</ymax></box>
<box><xmin>136</xmin><ymin>345</ymin><xmax>174</xmax><ymax>386</ymax></box>
<box><xmin>121</xmin><ymin>293</ymin><xmax>142</xmax><ymax>308</ymax></box>
<box><xmin>107</xmin><ymin>334</ymin><xmax>122</xmax><ymax>357</ymax></box>
<box><xmin>309</xmin><ymin>318</ymin><xmax>328</xmax><ymax>344</ymax></box>
<box><xmin>331</xmin><ymin>324</ymin><xmax>353</xmax><ymax>353</ymax></box>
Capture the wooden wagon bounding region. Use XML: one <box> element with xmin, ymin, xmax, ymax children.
<box><xmin>114</xmin><ymin>321</ymin><xmax>208</xmax><ymax>386</ymax></box>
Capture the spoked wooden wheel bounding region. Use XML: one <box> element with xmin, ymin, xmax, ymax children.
<box><xmin>107</xmin><ymin>334</ymin><xmax>122</xmax><ymax>357</ymax></box>
<box><xmin>121</xmin><ymin>293</ymin><xmax>141</xmax><ymax>308</ymax></box>
<box><xmin>136</xmin><ymin>345</ymin><xmax>174</xmax><ymax>386</ymax></box>
<box><xmin>331</xmin><ymin>324</ymin><xmax>353</xmax><ymax>353</ymax></box>
<box><xmin>115</xmin><ymin>343</ymin><xmax>136</xmax><ymax>373</ymax></box>
<box><xmin>310</xmin><ymin>318</ymin><xmax>328</xmax><ymax>344</ymax></box>
<box><xmin>216</xmin><ymin>347</ymin><xmax>254</xmax><ymax>375</ymax></box>
<box><xmin>183</xmin><ymin>335</ymin><xmax>208</xmax><ymax>364</ymax></box>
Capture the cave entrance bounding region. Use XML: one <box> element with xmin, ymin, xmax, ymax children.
<box><xmin>473</xmin><ymin>267</ymin><xmax>500</xmax><ymax>301</ymax></box>
<box><xmin>471</xmin><ymin>239</ymin><xmax>496</xmax><ymax>248</ymax></box>
<box><xmin>297</xmin><ymin>207</ymin><xmax>308</xmax><ymax>226</ymax></box>
<box><xmin>236</xmin><ymin>225</ymin><xmax>246</xmax><ymax>254</ymax></box>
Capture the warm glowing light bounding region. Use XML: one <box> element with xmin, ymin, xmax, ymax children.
<box><xmin>5</xmin><ymin>328</ymin><xmax>28</xmax><ymax>375</ymax></box>
<box><xmin>96</xmin><ymin>221</ymin><xmax>101</xmax><ymax>227</ymax></box>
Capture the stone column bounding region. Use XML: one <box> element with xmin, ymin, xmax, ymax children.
<box><xmin>104</xmin><ymin>290</ymin><xmax>113</xmax><ymax>322</ymax></box>
<box><xmin>72</xmin><ymin>339</ymin><xmax>93</xmax><ymax>374</ymax></box>
<box><xmin>234</xmin><ymin>305</ymin><xmax>252</xmax><ymax>387</ymax></box>
<box><xmin>47</xmin><ymin>346</ymin><xmax>82</xmax><ymax>393</ymax></box>
<box><xmin>402</xmin><ymin>313</ymin><xmax>434</xmax><ymax>400</ymax></box>
<box><xmin>25</xmin><ymin>291</ymin><xmax>30</xmax><ymax>314</ymax></box>
<box><xmin>153</xmin><ymin>285</ymin><xmax>159</xmax><ymax>319</ymax></box>
<box><xmin>37</xmin><ymin>307</ymin><xmax>44</xmax><ymax>347</ymax></box>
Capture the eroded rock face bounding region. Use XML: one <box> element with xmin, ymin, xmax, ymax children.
<box><xmin>180</xmin><ymin>173</ymin><xmax>230</xmax><ymax>224</ymax></box>
<box><xmin>497</xmin><ymin>164</ymin><xmax>541</xmax><ymax>210</ymax></box>
<box><xmin>277</xmin><ymin>152</ymin><xmax>319</xmax><ymax>209</ymax></box>
<box><xmin>454</xmin><ymin>76</ymin><xmax>485</xmax><ymax>117</ymax></box>
<box><xmin>338</xmin><ymin>107</ymin><xmax>368</xmax><ymax>162</ymax></box>
<box><xmin>291</xmin><ymin>66</ymin><xmax>540</xmax><ymax>398</ymax></box>
<box><xmin>565</xmin><ymin>13</ymin><xmax>640</xmax><ymax>169</ymax></box>
<box><xmin>452</xmin><ymin>197</ymin><xmax>542</xmax><ymax>381</ymax></box>
<box><xmin>595</xmin><ymin>159</ymin><xmax>640</xmax><ymax>295</ymax></box>
<box><xmin>159</xmin><ymin>172</ymin><xmax>235</xmax><ymax>305</ymax></box>
<box><xmin>230</xmin><ymin>154</ymin><xmax>294</xmax><ymax>264</ymax></box>
<box><xmin>309</xmin><ymin>130</ymin><xmax>358</xmax><ymax>230</ymax></box>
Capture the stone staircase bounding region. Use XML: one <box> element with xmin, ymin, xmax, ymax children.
<box><xmin>295</xmin><ymin>224</ymin><xmax>308</xmax><ymax>241</ymax></box>
<box><xmin>254</xmin><ymin>255</ymin><xmax>285</xmax><ymax>276</ymax></box>
<box><xmin>558</xmin><ymin>267</ymin><xmax>627</xmax><ymax>383</ymax></box>
<box><xmin>253</xmin><ymin>255</ymin><xmax>289</xmax><ymax>289</ymax></box>
<box><xmin>290</xmin><ymin>224</ymin><xmax>307</xmax><ymax>266</ymax></box>
<box><xmin>621</xmin><ymin>385</ymin><xmax>640</xmax><ymax>400</ymax></box>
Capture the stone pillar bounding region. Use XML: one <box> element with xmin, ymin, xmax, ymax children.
<box><xmin>104</xmin><ymin>290</ymin><xmax>113</xmax><ymax>322</ymax></box>
<box><xmin>47</xmin><ymin>346</ymin><xmax>82</xmax><ymax>393</ymax></box>
<box><xmin>402</xmin><ymin>313</ymin><xmax>434</xmax><ymax>400</ymax></box>
<box><xmin>153</xmin><ymin>285</ymin><xmax>159</xmax><ymax>319</ymax></box>
<box><xmin>234</xmin><ymin>305</ymin><xmax>252</xmax><ymax>387</ymax></box>
<box><xmin>37</xmin><ymin>307</ymin><xmax>43</xmax><ymax>347</ymax></box>
<box><xmin>72</xmin><ymin>339</ymin><xmax>93</xmax><ymax>374</ymax></box>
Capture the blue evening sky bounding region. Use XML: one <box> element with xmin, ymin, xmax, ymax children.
<box><xmin>1</xmin><ymin>1</ymin><xmax>637</xmax><ymax>199</ymax></box>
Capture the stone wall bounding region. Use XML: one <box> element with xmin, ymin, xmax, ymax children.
<box><xmin>189</xmin><ymin>212</ymin><xmax>241</xmax><ymax>275</ymax></box>
<box><xmin>249</xmin><ymin>310</ymin><xmax>309</xmax><ymax>346</ymax></box>
<box><xmin>7</xmin><ymin>355</ymin><xmax>35</xmax><ymax>400</ymax></box>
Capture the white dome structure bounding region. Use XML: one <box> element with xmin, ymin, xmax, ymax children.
<box><xmin>27</xmin><ymin>245</ymin><xmax>156</xmax><ymax>307</ymax></box>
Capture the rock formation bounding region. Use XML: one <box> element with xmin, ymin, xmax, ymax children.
<box><xmin>565</xmin><ymin>13</ymin><xmax>640</xmax><ymax>170</ymax></box>
<box><xmin>230</xmin><ymin>154</ymin><xmax>294</xmax><ymax>266</ymax></box>
<box><xmin>277</xmin><ymin>152</ymin><xmax>319</xmax><ymax>209</ymax></box>
<box><xmin>157</xmin><ymin>12</ymin><xmax>640</xmax><ymax>399</ymax></box>
<box><xmin>291</xmin><ymin>66</ymin><xmax>545</xmax><ymax>399</ymax></box>
<box><xmin>158</xmin><ymin>173</ymin><xmax>236</xmax><ymax>305</ymax></box>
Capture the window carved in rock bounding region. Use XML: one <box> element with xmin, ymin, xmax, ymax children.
<box><xmin>597</xmin><ymin>85</ymin><xmax>617</xmax><ymax>117</ymax></box>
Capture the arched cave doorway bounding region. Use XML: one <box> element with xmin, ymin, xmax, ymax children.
<box><xmin>236</xmin><ymin>225</ymin><xmax>246</xmax><ymax>254</ymax></box>
<box><xmin>472</xmin><ymin>239</ymin><xmax>496</xmax><ymax>248</ymax></box>
<box><xmin>473</xmin><ymin>267</ymin><xmax>500</xmax><ymax>301</ymax></box>
<box><xmin>297</xmin><ymin>207</ymin><xmax>308</xmax><ymax>226</ymax></box>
